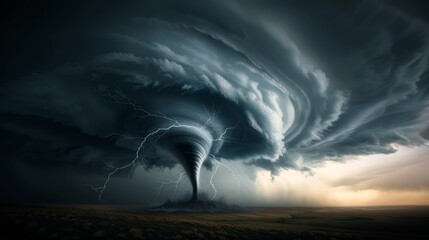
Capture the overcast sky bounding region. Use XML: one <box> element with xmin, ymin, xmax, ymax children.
<box><xmin>1</xmin><ymin>0</ymin><xmax>429</xmax><ymax>206</ymax></box>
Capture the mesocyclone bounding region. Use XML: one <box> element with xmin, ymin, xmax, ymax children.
<box><xmin>1</xmin><ymin>0</ymin><xmax>429</xmax><ymax>201</ymax></box>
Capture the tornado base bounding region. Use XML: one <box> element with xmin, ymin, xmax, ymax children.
<box><xmin>151</xmin><ymin>199</ymin><xmax>243</xmax><ymax>213</ymax></box>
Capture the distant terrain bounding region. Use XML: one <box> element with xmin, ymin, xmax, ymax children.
<box><xmin>1</xmin><ymin>205</ymin><xmax>428</xmax><ymax>239</ymax></box>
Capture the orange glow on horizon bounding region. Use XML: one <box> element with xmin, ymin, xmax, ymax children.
<box><xmin>253</xmin><ymin>146</ymin><xmax>429</xmax><ymax>206</ymax></box>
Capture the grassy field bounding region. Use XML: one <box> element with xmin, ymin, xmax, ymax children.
<box><xmin>1</xmin><ymin>205</ymin><xmax>428</xmax><ymax>239</ymax></box>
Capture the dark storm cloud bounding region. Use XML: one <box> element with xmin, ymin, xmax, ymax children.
<box><xmin>1</xmin><ymin>0</ymin><xmax>429</xmax><ymax>180</ymax></box>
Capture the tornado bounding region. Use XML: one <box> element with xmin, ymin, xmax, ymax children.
<box><xmin>2</xmin><ymin>0</ymin><xmax>429</xmax><ymax>204</ymax></box>
<box><xmin>157</xmin><ymin>126</ymin><xmax>213</xmax><ymax>201</ymax></box>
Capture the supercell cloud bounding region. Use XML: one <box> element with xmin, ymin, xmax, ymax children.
<box><xmin>1</xmin><ymin>0</ymin><xmax>429</xmax><ymax>201</ymax></box>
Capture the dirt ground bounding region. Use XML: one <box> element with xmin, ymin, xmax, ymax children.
<box><xmin>1</xmin><ymin>205</ymin><xmax>428</xmax><ymax>239</ymax></box>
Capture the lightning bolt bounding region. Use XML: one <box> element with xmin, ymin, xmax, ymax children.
<box><xmin>155</xmin><ymin>171</ymin><xmax>187</xmax><ymax>201</ymax></box>
<box><xmin>95</xmin><ymin>88</ymin><xmax>180</xmax><ymax>125</ymax></box>
<box><xmin>86</xmin><ymin>88</ymin><xmax>235</xmax><ymax>201</ymax></box>
<box><xmin>211</xmin><ymin>126</ymin><xmax>236</xmax><ymax>142</ymax></box>
<box><xmin>88</xmin><ymin>123</ymin><xmax>195</xmax><ymax>200</ymax></box>
<box><xmin>209</xmin><ymin>160</ymin><xmax>221</xmax><ymax>200</ymax></box>
<box><xmin>207</xmin><ymin>154</ymin><xmax>244</xmax><ymax>200</ymax></box>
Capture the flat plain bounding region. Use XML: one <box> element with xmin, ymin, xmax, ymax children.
<box><xmin>1</xmin><ymin>205</ymin><xmax>428</xmax><ymax>239</ymax></box>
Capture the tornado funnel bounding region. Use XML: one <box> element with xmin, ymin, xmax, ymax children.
<box><xmin>173</xmin><ymin>142</ymin><xmax>205</xmax><ymax>200</ymax></box>
<box><xmin>158</xmin><ymin>126</ymin><xmax>212</xmax><ymax>201</ymax></box>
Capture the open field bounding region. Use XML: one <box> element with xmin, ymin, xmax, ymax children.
<box><xmin>1</xmin><ymin>205</ymin><xmax>428</xmax><ymax>239</ymax></box>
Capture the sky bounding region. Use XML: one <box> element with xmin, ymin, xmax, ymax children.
<box><xmin>1</xmin><ymin>0</ymin><xmax>429</xmax><ymax>206</ymax></box>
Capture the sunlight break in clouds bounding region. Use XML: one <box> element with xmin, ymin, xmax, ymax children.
<box><xmin>254</xmin><ymin>147</ymin><xmax>429</xmax><ymax>206</ymax></box>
